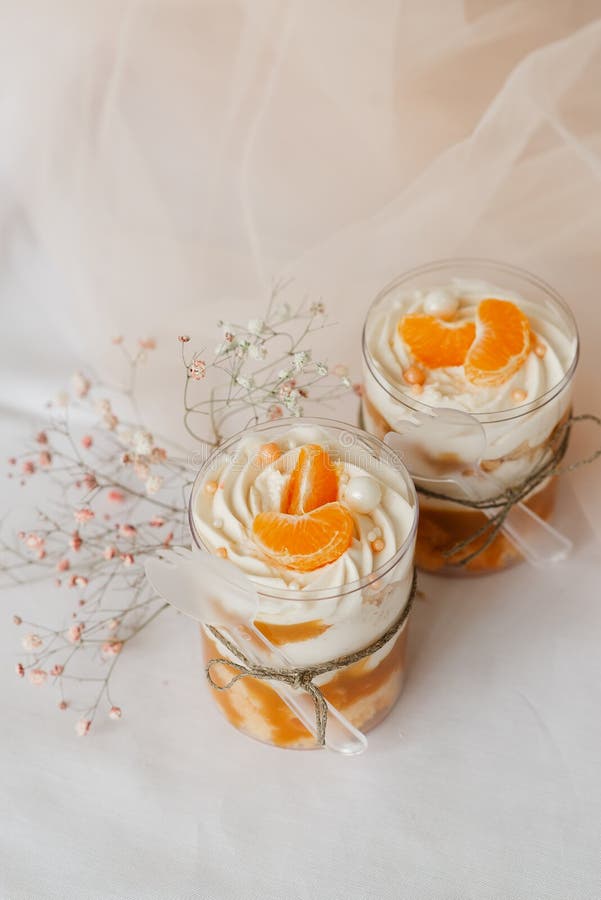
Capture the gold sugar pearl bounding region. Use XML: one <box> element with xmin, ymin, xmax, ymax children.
<box><xmin>256</xmin><ymin>442</ymin><xmax>281</xmax><ymax>465</ymax></box>
<box><xmin>215</xmin><ymin>547</ymin><xmax>228</xmax><ymax>558</ymax></box>
<box><xmin>511</xmin><ymin>388</ymin><xmax>527</xmax><ymax>403</ymax></box>
<box><xmin>204</xmin><ymin>480</ymin><xmax>218</xmax><ymax>495</ymax></box>
<box><xmin>403</xmin><ymin>365</ymin><xmax>425</xmax><ymax>386</ymax></box>
<box><xmin>371</xmin><ymin>538</ymin><xmax>385</xmax><ymax>553</ymax></box>
<box><xmin>534</xmin><ymin>343</ymin><xmax>547</xmax><ymax>359</ymax></box>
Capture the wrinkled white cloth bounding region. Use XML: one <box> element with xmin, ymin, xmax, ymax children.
<box><xmin>1</xmin><ymin>2</ymin><xmax>601</xmax><ymax>898</ymax></box>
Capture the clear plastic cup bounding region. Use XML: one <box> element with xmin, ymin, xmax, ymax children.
<box><xmin>189</xmin><ymin>418</ymin><xmax>418</xmax><ymax>749</ymax></box>
<box><xmin>361</xmin><ymin>259</ymin><xmax>579</xmax><ymax>576</ymax></box>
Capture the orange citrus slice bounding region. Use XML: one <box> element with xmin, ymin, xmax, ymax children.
<box><xmin>464</xmin><ymin>299</ymin><xmax>531</xmax><ymax>387</ymax></box>
<box><xmin>284</xmin><ymin>444</ymin><xmax>339</xmax><ymax>515</ymax></box>
<box><xmin>398</xmin><ymin>314</ymin><xmax>476</xmax><ymax>368</ymax></box>
<box><xmin>252</xmin><ymin>502</ymin><xmax>354</xmax><ymax>572</ymax></box>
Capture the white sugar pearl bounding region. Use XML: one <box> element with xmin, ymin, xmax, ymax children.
<box><xmin>423</xmin><ymin>289</ymin><xmax>459</xmax><ymax>320</ymax></box>
<box><xmin>345</xmin><ymin>476</ymin><xmax>382</xmax><ymax>514</ymax></box>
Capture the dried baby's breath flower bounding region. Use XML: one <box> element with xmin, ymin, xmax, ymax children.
<box><xmin>3</xmin><ymin>289</ymin><xmax>356</xmax><ymax>738</ymax></box>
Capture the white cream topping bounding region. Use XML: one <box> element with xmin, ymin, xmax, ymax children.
<box><xmin>363</xmin><ymin>278</ymin><xmax>578</xmax><ymax>502</ymax></box>
<box><xmin>367</xmin><ymin>278</ymin><xmax>575</xmax><ymax>415</ymax></box>
<box><xmin>192</xmin><ymin>425</ymin><xmax>415</xmax><ymax>593</ymax></box>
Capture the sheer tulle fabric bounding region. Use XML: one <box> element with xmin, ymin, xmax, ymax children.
<box><xmin>2</xmin><ymin>1</ymin><xmax>600</xmax><ymax>533</ymax></box>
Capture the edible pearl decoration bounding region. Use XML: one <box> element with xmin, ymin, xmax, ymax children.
<box><xmin>423</xmin><ymin>288</ymin><xmax>459</xmax><ymax>320</ymax></box>
<box><xmin>344</xmin><ymin>476</ymin><xmax>382</xmax><ymax>514</ymax></box>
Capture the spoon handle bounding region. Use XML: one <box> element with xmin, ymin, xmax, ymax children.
<box><xmin>234</xmin><ymin>624</ymin><xmax>368</xmax><ymax>755</ymax></box>
<box><xmin>455</xmin><ymin>474</ymin><xmax>572</xmax><ymax>566</ymax></box>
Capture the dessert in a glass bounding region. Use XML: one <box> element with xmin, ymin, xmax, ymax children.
<box><xmin>362</xmin><ymin>260</ymin><xmax>579</xmax><ymax>575</ymax></box>
<box><xmin>189</xmin><ymin>418</ymin><xmax>418</xmax><ymax>750</ymax></box>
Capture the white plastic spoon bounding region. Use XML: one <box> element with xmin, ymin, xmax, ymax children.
<box><xmin>385</xmin><ymin>407</ymin><xmax>572</xmax><ymax>566</ymax></box>
<box><xmin>145</xmin><ymin>545</ymin><xmax>368</xmax><ymax>755</ymax></box>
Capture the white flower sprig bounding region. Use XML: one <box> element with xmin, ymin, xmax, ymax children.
<box><xmin>180</xmin><ymin>282</ymin><xmax>359</xmax><ymax>445</ymax></box>
<box><xmin>3</xmin><ymin>285</ymin><xmax>358</xmax><ymax>736</ymax></box>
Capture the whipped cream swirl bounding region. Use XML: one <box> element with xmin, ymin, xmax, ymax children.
<box><xmin>191</xmin><ymin>424</ymin><xmax>415</xmax><ymax>593</ymax></box>
<box><xmin>366</xmin><ymin>278</ymin><xmax>575</xmax><ymax>415</ymax></box>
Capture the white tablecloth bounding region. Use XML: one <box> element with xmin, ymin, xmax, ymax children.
<box><xmin>2</xmin><ymin>3</ymin><xmax>601</xmax><ymax>898</ymax></box>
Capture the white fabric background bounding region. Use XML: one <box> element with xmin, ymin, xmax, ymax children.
<box><xmin>1</xmin><ymin>2</ymin><xmax>601</xmax><ymax>898</ymax></box>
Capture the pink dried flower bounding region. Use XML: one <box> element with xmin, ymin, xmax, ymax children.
<box><xmin>16</xmin><ymin>663</ymin><xmax>25</xmax><ymax>678</ymax></box>
<box><xmin>72</xmin><ymin>371</ymin><xmax>91</xmax><ymax>398</ymax></box>
<box><xmin>188</xmin><ymin>359</ymin><xmax>206</xmax><ymax>381</ymax></box>
<box><xmin>29</xmin><ymin>669</ymin><xmax>47</xmax><ymax>686</ymax></box>
<box><xmin>112</xmin><ymin>335</ymin><xmax>123</xmax><ymax>345</ymax></box>
<box><xmin>75</xmin><ymin>719</ymin><xmax>91</xmax><ymax>737</ymax></box>
<box><xmin>150</xmin><ymin>446</ymin><xmax>167</xmax><ymax>463</ymax></box>
<box><xmin>178</xmin><ymin>335</ymin><xmax>190</xmax><ymax>343</ymax></box>
<box><xmin>81</xmin><ymin>435</ymin><xmax>93</xmax><ymax>449</ymax></box>
<box><xmin>22</xmin><ymin>633</ymin><xmax>43</xmax><ymax>651</ymax></box>
<box><xmin>332</xmin><ymin>363</ymin><xmax>348</xmax><ymax>377</ymax></box>
<box><xmin>120</xmin><ymin>452</ymin><xmax>131</xmax><ymax>465</ymax></box>
<box><xmin>139</xmin><ymin>338</ymin><xmax>156</xmax><ymax>350</ymax></box>
<box><xmin>37</xmin><ymin>548</ymin><xmax>46</xmax><ymax>560</ymax></box>
<box><xmin>82</xmin><ymin>473</ymin><xmax>98</xmax><ymax>491</ymax></box>
<box><xmin>103</xmin><ymin>545</ymin><xmax>117</xmax><ymax>560</ymax></box>
<box><xmin>13</xmin><ymin>615</ymin><xmax>22</xmax><ymax>626</ymax></box>
<box><xmin>38</xmin><ymin>450</ymin><xmax>52</xmax><ymax>467</ymax></box>
<box><xmin>67</xmin><ymin>623</ymin><xmax>83</xmax><ymax>643</ymax></box>
<box><xmin>134</xmin><ymin>461</ymin><xmax>150</xmax><ymax>481</ymax></box>
<box><xmin>163</xmin><ymin>531</ymin><xmax>174</xmax><ymax>548</ymax></box>
<box><xmin>268</xmin><ymin>404</ymin><xmax>284</xmax><ymax>420</ymax></box>
<box><xmin>102</xmin><ymin>640</ymin><xmax>123</xmax><ymax>656</ymax></box>
<box><xmin>352</xmin><ymin>382</ymin><xmax>364</xmax><ymax>397</ymax></box>
<box><xmin>50</xmin><ymin>664</ymin><xmax>64</xmax><ymax>676</ymax></box>
<box><xmin>109</xmin><ymin>706</ymin><xmax>122</xmax><ymax>720</ymax></box>
<box><xmin>70</xmin><ymin>531</ymin><xmax>83</xmax><ymax>552</ymax></box>
<box><xmin>25</xmin><ymin>533</ymin><xmax>44</xmax><ymax>550</ymax></box>
<box><xmin>103</xmin><ymin>413</ymin><xmax>119</xmax><ymax>430</ymax></box>
<box><xmin>149</xmin><ymin>516</ymin><xmax>165</xmax><ymax>527</ymax></box>
<box><xmin>224</xmin><ymin>332</ymin><xmax>234</xmax><ymax>344</ymax></box>
<box><xmin>73</xmin><ymin>575</ymin><xmax>88</xmax><ymax>588</ymax></box>
<box><xmin>74</xmin><ymin>508</ymin><xmax>95</xmax><ymax>523</ymax></box>
<box><xmin>8</xmin><ymin>457</ymin><xmax>16</xmax><ymax>465</ymax></box>
<box><xmin>58</xmin><ymin>700</ymin><xmax>68</xmax><ymax>710</ymax></box>
<box><xmin>56</xmin><ymin>558</ymin><xmax>70</xmax><ymax>573</ymax></box>
<box><xmin>36</xmin><ymin>431</ymin><xmax>48</xmax><ymax>445</ymax></box>
<box><xmin>107</xmin><ymin>618</ymin><xmax>120</xmax><ymax>631</ymax></box>
<box><xmin>119</xmin><ymin>524</ymin><xmax>137</xmax><ymax>538</ymax></box>
<box><xmin>22</xmin><ymin>461</ymin><xmax>35</xmax><ymax>475</ymax></box>
<box><xmin>107</xmin><ymin>490</ymin><xmax>125</xmax><ymax>503</ymax></box>
<box><xmin>121</xmin><ymin>553</ymin><xmax>134</xmax><ymax>567</ymax></box>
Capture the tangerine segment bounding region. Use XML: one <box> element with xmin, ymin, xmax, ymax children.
<box><xmin>398</xmin><ymin>315</ymin><xmax>476</xmax><ymax>368</ymax></box>
<box><xmin>252</xmin><ymin>502</ymin><xmax>353</xmax><ymax>572</ymax></box>
<box><xmin>284</xmin><ymin>444</ymin><xmax>339</xmax><ymax>515</ymax></box>
<box><xmin>464</xmin><ymin>298</ymin><xmax>531</xmax><ymax>387</ymax></box>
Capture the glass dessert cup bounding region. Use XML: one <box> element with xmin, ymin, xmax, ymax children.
<box><xmin>361</xmin><ymin>259</ymin><xmax>579</xmax><ymax>576</ymax></box>
<box><xmin>189</xmin><ymin>418</ymin><xmax>418</xmax><ymax>750</ymax></box>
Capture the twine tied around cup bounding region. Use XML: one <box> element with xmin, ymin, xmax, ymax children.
<box><xmin>205</xmin><ymin>570</ymin><xmax>417</xmax><ymax>747</ymax></box>
<box><xmin>416</xmin><ymin>413</ymin><xmax>601</xmax><ymax>566</ymax></box>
